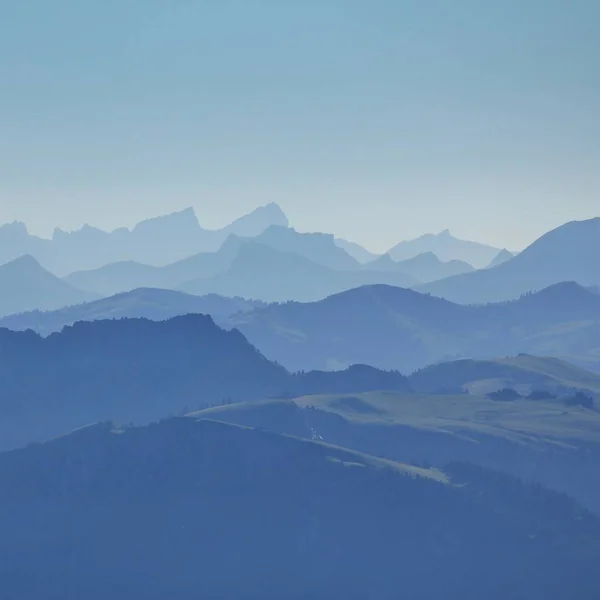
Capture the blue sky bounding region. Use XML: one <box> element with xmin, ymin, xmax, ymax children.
<box><xmin>1</xmin><ymin>0</ymin><xmax>599</xmax><ymax>251</ymax></box>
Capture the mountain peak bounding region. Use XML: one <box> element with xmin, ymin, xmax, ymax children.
<box><xmin>225</xmin><ymin>203</ymin><xmax>289</xmax><ymax>237</ymax></box>
<box><xmin>1</xmin><ymin>253</ymin><xmax>43</xmax><ymax>272</ymax></box>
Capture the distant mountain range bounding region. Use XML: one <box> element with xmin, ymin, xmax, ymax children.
<box><xmin>0</xmin><ymin>314</ymin><xmax>410</xmax><ymax>451</ymax></box>
<box><xmin>0</xmin><ymin>203</ymin><xmax>289</xmax><ymax>275</ymax></box>
<box><xmin>387</xmin><ymin>229</ymin><xmax>502</xmax><ymax>268</ymax></box>
<box><xmin>419</xmin><ymin>217</ymin><xmax>600</xmax><ymax>303</ymax></box>
<box><xmin>63</xmin><ymin>231</ymin><xmax>418</xmax><ymax>302</ymax></box>
<box><xmin>179</xmin><ymin>243</ymin><xmax>418</xmax><ymax>302</ymax></box>
<box><xmin>231</xmin><ymin>282</ymin><xmax>600</xmax><ymax>373</ymax></box>
<box><xmin>2</xmin><ymin>417</ymin><xmax>597</xmax><ymax>599</ymax></box>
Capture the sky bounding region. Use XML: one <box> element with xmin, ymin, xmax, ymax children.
<box><xmin>0</xmin><ymin>0</ymin><xmax>599</xmax><ymax>252</ymax></box>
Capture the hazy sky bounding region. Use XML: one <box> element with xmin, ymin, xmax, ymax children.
<box><xmin>1</xmin><ymin>0</ymin><xmax>599</xmax><ymax>252</ymax></box>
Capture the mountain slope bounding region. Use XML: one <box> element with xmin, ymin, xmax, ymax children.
<box><xmin>419</xmin><ymin>217</ymin><xmax>600</xmax><ymax>304</ymax></box>
<box><xmin>231</xmin><ymin>282</ymin><xmax>600</xmax><ymax>372</ymax></box>
<box><xmin>0</xmin><ymin>288</ymin><xmax>264</xmax><ymax>335</ymax></box>
<box><xmin>196</xmin><ymin>389</ymin><xmax>600</xmax><ymax>514</ymax></box>
<box><xmin>0</xmin><ymin>255</ymin><xmax>95</xmax><ymax>317</ymax></box>
<box><xmin>0</xmin><ymin>417</ymin><xmax>598</xmax><ymax>599</ymax></box>
<box><xmin>180</xmin><ymin>243</ymin><xmax>418</xmax><ymax>302</ymax></box>
<box><xmin>388</xmin><ymin>229</ymin><xmax>500</xmax><ymax>268</ymax></box>
<box><xmin>0</xmin><ymin>314</ymin><xmax>409</xmax><ymax>450</ymax></box>
<box><xmin>334</xmin><ymin>237</ymin><xmax>379</xmax><ymax>263</ymax></box>
<box><xmin>409</xmin><ymin>354</ymin><xmax>600</xmax><ymax>395</ymax></box>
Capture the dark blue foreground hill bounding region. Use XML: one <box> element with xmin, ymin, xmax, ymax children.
<box><xmin>0</xmin><ymin>417</ymin><xmax>598</xmax><ymax>600</ymax></box>
<box><xmin>0</xmin><ymin>314</ymin><xmax>409</xmax><ymax>451</ymax></box>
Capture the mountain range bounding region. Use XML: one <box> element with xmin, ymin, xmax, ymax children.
<box><xmin>230</xmin><ymin>281</ymin><xmax>600</xmax><ymax>372</ymax></box>
<box><xmin>0</xmin><ymin>203</ymin><xmax>289</xmax><ymax>275</ymax></box>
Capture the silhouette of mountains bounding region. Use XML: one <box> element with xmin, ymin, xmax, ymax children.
<box><xmin>231</xmin><ymin>282</ymin><xmax>600</xmax><ymax>372</ymax></box>
<box><xmin>0</xmin><ymin>314</ymin><xmax>409</xmax><ymax>451</ymax></box>
<box><xmin>0</xmin><ymin>204</ymin><xmax>289</xmax><ymax>275</ymax></box>
<box><xmin>0</xmin><ymin>255</ymin><xmax>95</xmax><ymax>317</ymax></box>
<box><xmin>63</xmin><ymin>226</ymin><xmax>364</xmax><ymax>298</ymax></box>
<box><xmin>419</xmin><ymin>217</ymin><xmax>600</xmax><ymax>303</ymax></box>
<box><xmin>1</xmin><ymin>417</ymin><xmax>598</xmax><ymax>599</ymax></box>
<box><xmin>366</xmin><ymin>251</ymin><xmax>475</xmax><ymax>283</ymax></box>
<box><xmin>180</xmin><ymin>243</ymin><xmax>418</xmax><ymax>302</ymax></box>
<box><xmin>387</xmin><ymin>229</ymin><xmax>500</xmax><ymax>268</ymax></box>
<box><xmin>0</xmin><ymin>288</ymin><xmax>263</xmax><ymax>335</ymax></box>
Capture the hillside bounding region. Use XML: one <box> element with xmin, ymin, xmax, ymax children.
<box><xmin>0</xmin><ymin>288</ymin><xmax>264</xmax><ymax>335</ymax></box>
<box><xmin>231</xmin><ymin>282</ymin><xmax>600</xmax><ymax>372</ymax></box>
<box><xmin>409</xmin><ymin>355</ymin><xmax>600</xmax><ymax>396</ymax></box>
<box><xmin>0</xmin><ymin>315</ymin><xmax>409</xmax><ymax>451</ymax></box>
<box><xmin>419</xmin><ymin>217</ymin><xmax>600</xmax><ymax>303</ymax></box>
<box><xmin>0</xmin><ymin>418</ymin><xmax>598</xmax><ymax>599</ymax></box>
<box><xmin>195</xmin><ymin>390</ymin><xmax>600</xmax><ymax>514</ymax></box>
<box><xmin>0</xmin><ymin>255</ymin><xmax>95</xmax><ymax>317</ymax></box>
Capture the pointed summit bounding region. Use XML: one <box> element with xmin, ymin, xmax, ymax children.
<box><xmin>224</xmin><ymin>203</ymin><xmax>289</xmax><ymax>237</ymax></box>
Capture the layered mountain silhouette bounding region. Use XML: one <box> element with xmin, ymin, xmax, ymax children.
<box><xmin>179</xmin><ymin>243</ymin><xmax>418</xmax><ymax>302</ymax></box>
<box><xmin>230</xmin><ymin>282</ymin><xmax>600</xmax><ymax>372</ymax></box>
<box><xmin>64</xmin><ymin>226</ymin><xmax>362</xmax><ymax>297</ymax></box>
<box><xmin>1</xmin><ymin>417</ymin><xmax>598</xmax><ymax>599</ymax></box>
<box><xmin>419</xmin><ymin>217</ymin><xmax>600</xmax><ymax>303</ymax></box>
<box><xmin>0</xmin><ymin>204</ymin><xmax>289</xmax><ymax>275</ymax></box>
<box><xmin>0</xmin><ymin>255</ymin><xmax>94</xmax><ymax>317</ymax></box>
<box><xmin>365</xmin><ymin>251</ymin><xmax>475</xmax><ymax>283</ymax></box>
<box><xmin>0</xmin><ymin>288</ymin><xmax>263</xmax><ymax>335</ymax></box>
<box><xmin>387</xmin><ymin>229</ymin><xmax>500</xmax><ymax>268</ymax></box>
<box><xmin>0</xmin><ymin>314</ymin><xmax>409</xmax><ymax>450</ymax></box>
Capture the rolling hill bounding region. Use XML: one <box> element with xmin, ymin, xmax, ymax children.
<box><xmin>231</xmin><ymin>282</ymin><xmax>600</xmax><ymax>372</ymax></box>
<box><xmin>419</xmin><ymin>217</ymin><xmax>600</xmax><ymax>303</ymax></box>
<box><xmin>0</xmin><ymin>417</ymin><xmax>598</xmax><ymax>599</ymax></box>
<box><xmin>194</xmin><ymin>388</ymin><xmax>600</xmax><ymax>515</ymax></box>
<box><xmin>0</xmin><ymin>288</ymin><xmax>264</xmax><ymax>335</ymax></box>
